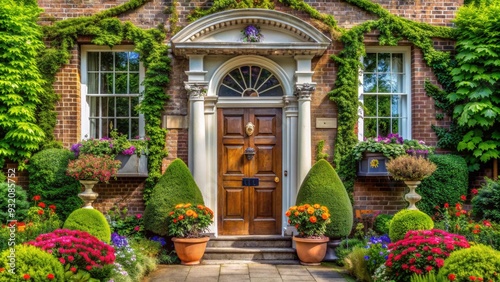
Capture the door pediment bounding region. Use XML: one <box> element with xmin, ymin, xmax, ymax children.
<box><xmin>171</xmin><ymin>9</ymin><xmax>331</xmax><ymax>57</ymax></box>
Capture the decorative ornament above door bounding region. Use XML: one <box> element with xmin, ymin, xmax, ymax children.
<box><xmin>245</xmin><ymin>122</ymin><xmax>255</xmax><ymax>136</ymax></box>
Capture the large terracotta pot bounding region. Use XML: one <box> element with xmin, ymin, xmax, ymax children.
<box><xmin>293</xmin><ymin>236</ymin><xmax>329</xmax><ymax>265</ymax></box>
<box><xmin>172</xmin><ymin>236</ymin><xmax>210</xmax><ymax>265</ymax></box>
<box><xmin>78</xmin><ymin>180</ymin><xmax>99</xmax><ymax>209</ymax></box>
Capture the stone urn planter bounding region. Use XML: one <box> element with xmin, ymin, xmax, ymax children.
<box><xmin>404</xmin><ymin>180</ymin><xmax>422</xmax><ymax>210</ymax></box>
<box><xmin>293</xmin><ymin>236</ymin><xmax>330</xmax><ymax>265</ymax></box>
<box><xmin>172</xmin><ymin>237</ymin><xmax>210</xmax><ymax>265</ymax></box>
<box><xmin>78</xmin><ymin>180</ymin><xmax>99</xmax><ymax>209</ymax></box>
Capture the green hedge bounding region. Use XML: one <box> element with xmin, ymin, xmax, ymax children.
<box><xmin>472</xmin><ymin>178</ymin><xmax>500</xmax><ymax>222</ymax></box>
<box><xmin>27</xmin><ymin>148</ymin><xmax>82</xmax><ymax>221</ymax></box>
<box><xmin>0</xmin><ymin>183</ymin><xmax>30</xmax><ymax>223</ymax></box>
<box><xmin>389</xmin><ymin>209</ymin><xmax>434</xmax><ymax>242</ymax></box>
<box><xmin>418</xmin><ymin>154</ymin><xmax>468</xmax><ymax>216</ymax></box>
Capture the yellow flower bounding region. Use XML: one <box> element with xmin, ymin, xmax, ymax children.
<box><xmin>370</xmin><ymin>159</ymin><xmax>379</xmax><ymax>168</ymax></box>
<box><xmin>313</xmin><ymin>204</ymin><xmax>320</xmax><ymax>209</ymax></box>
<box><xmin>307</xmin><ymin>207</ymin><xmax>315</xmax><ymax>215</ymax></box>
<box><xmin>321</xmin><ymin>206</ymin><xmax>329</xmax><ymax>212</ymax></box>
<box><xmin>184</xmin><ymin>203</ymin><xmax>192</xmax><ymax>208</ymax></box>
<box><xmin>175</xmin><ymin>203</ymin><xmax>184</xmax><ymax>209</ymax></box>
<box><xmin>186</xmin><ymin>209</ymin><xmax>194</xmax><ymax>217</ymax></box>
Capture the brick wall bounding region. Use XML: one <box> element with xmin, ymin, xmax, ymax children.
<box><xmin>32</xmin><ymin>0</ymin><xmax>463</xmax><ymax>215</ymax></box>
<box><xmin>353</xmin><ymin>176</ymin><xmax>407</xmax><ymax>214</ymax></box>
<box><xmin>91</xmin><ymin>178</ymin><xmax>146</xmax><ymax>215</ymax></box>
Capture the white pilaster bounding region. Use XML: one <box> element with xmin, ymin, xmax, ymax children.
<box><xmin>283</xmin><ymin>95</ymin><xmax>298</xmax><ymax>234</ymax></box>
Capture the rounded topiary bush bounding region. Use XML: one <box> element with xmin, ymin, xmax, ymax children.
<box><xmin>28</xmin><ymin>148</ymin><xmax>82</xmax><ymax>221</ymax></box>
<box><xmin>143</xmin><ymin>158</ymin><xmax>204</xmax><ymax>236</ymax></box>
<box><xmin>0</xmin><ymin>244</ymin><xmax>65</xmax><ymax>282</ymax></box>
<box><xmin>64</xmin><ymin>208</ymin><xmax>111</xmax><ymax>243</ymax></box>
<box><xmin>295</xmin><ymin>159</ymin><xmax>353</xmax><ymax>238</ymax></box>
<box><xmin>438</xmin><ymin>244</ymin><xmax>500</xmax><ymax>281</ymax></box>
<box><xmin>0</xmin><ymin>183</ymin><xmax>30</xmax><ymax>222</ymax></box>
<box><xmin>389</xmin><ymin>209</ymin><xmax>434</xmax><ymax>242</ymax></box>
<box><xmin>418</xmin><ymin>154</ymin><xmax>468</xmax><ymax>216</ymax></box>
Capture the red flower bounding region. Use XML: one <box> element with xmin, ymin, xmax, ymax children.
<box><xmin>70</xmin><ymin>267</ymin><xmax>77</xmax><ymax>273</ymax></box>
<box><xmin>33</xmin><ymin>195</ymin><xmax>41</xmax><ymax>201</ymax></box>
<box><xmin>38</xmin><ymin>210</ymin><xmax>44</xmax><ymax>215</ymax></box>
<box><xmin>455</xmin><ymin>212</ymin><xmax>461</xmax><ymax>217</ymax></box>
<box><xmin>444</xmin><ymin>203</ymin><xmax>449</xmax><ymax>208</ymax></box>
<box><xmin>483</xmin><ymin>220</ymin><xmax>492</xmax><ymax>227</ymax></box>
<box><xmin>49</xmin><ymin>205</ymin><xmax>56</xmax><ymax>210</ymax></box>
<box><xmin>38</xmin><ymin>202</ymin><xmax>46</xmax><ymax>208</ymax></box>
<box><xmin>47</xmin><ymin>273</ymin><xmax>55</xmax><ymax>280</ymax></box>
<box><xmin>425</xmin><ymin>265</ymin><xmax>433</xmax><ymax>272</ymax></box>
<box><xmin>23</xmin><ymin>273</ymin><xmax>30</xmax><ymax>280</ymax></box>
<box><xmin>470</xmin><ymin>276</ymin><xmax>476</xmax><ymax>281</ymax></box>
<box><xmin>86</xmin><ymin>265</ymin><xmax>92</xmax><ymax>271</ymax></box>
<box><xmin>460</xmin><ymin>195</ymin><xmax>467</xmax><ymax>201</ymax></box>
<box><xmin>471</xmin><ymin>188</ymin><xmax>479</xmax><ymax>195</ymax></box>
<box><xmin>0</xmin><ymin>267</ymin><xmax>4</xmax><ymax>272</ymax></box>
<box><xmin>135</xmin><ymin>214</ymin><xmax>142</xmax><ymax>219</ymax></box>
<box><xmin>134</xmin><ymin>226</ymin><xmax>140</xmax><ymax>231</ymax></box>
<box><xmin>448</xmin><ymin>273</ymin><xmax>456</xmax><ymax>281</ymax></box>
<box><xmin>309</xmin><ymin>216</ymin><xmax>317</xmax><ymax>223</ymax></box>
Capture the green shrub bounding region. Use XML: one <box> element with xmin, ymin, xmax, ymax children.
<box><xmin>0</xmin><ymin>244</ymin><xmax>65</xmax><ymax>282</ymax></box>
<box><xmin>389</xmin><ymin>209</ymin><xmax>434</xmax><ymax>242</ymax></box>
<box><xmin>0</xmin><ymin>183</ymin><xmax>30</xmax><ymax>223</ymax></box>
<box><xmin>64</xmin><ymin>208</ymin><xmax>111</xmax><ymax>243</ymax></box>
<box><xmin>0</xmin><ymin>172</ymin><xmax>5</xmax><ymax>183</ymax></box>
<box><xmin>410</xmin><ymin>272</ymin><xmax>448</xmax><ymax>282</ymax></box>
<box><xmin>373</xmin><ymin>214</ymin><xmax>393</xmax><ymax>235</ymax></box>
<box><xmin>472</xmin><ymin>178</ymin><xmax>500</xmax><ymax>222</ymax></box>
<box><xmin>344</xmin><ymin>247</ymin><xmax>372</xmax><ymax>282</ymax></box>
<box><xmin>143</xmin><ymin>158</ymin><xmax>204</xmax><ymax>236</ymax></box>
<box><xmin>438</xmin><ymin>244</ymin><xmax>500</xmax><ymax>281</ymax></box>
<box><xmin>28</xmin><ymin>148</ymin><xmax>82</xmax><ymax>221</ymax></box>
<box><xmin>418</xmin><ymin>154</ymin><xmax>468</xmax><ymax>216</ymax></box>
<box><xmin>296</xmin><ymin>159</ymin><xmax>353</xmax><ymax>238</ymax></box>
<box><xmin>334</xmin><ymin>238</ymin><xmax>366</xmax><ymax>266</ymax></box>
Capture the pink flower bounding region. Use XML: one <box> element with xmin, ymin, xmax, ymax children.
<box><xmin>134</xmin><ymin>226</ymin><xmax>140</xmax><ymax>231</ymax></box>
<box><xmin>471</xmin><ymin>188</ymin><xmax>478</xmax><ymax>195</ymax></box>
<box><xmin>136</xmin><ymin>214</ymin><xmax>142</xmax><ymax>219</ymax></box>
<box><xmin>59</xmin><ymin>257</ymin><xmax>66</xmax><ymax>264</ymax></box>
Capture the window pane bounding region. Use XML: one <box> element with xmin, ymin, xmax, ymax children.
<box><xmin>89</xmin><ymin>97</ymin><xmax>99</xmax><ymax>117</ymax></box>
<box><xmin>364</xmin><ymin>53</ymin><xmax>377</xmax><ymax>72</ymax></box>
<box><xmin>101</xmin><ymin>74</ymin><xmax>113</xmax><ymax>94</ymax></box>
<box><xmin>102</xmin><ymin>118</ymin><xmax>111</xmax><ymax>138</ymax></box>
<box><xmin>392</xmin><ymin>118</ymin><xmax>400</xmax><ymax>134</ymax></box>
<box><xmin>129</xmin><ymin>52</ymin><xmax>139</xmax><ymax>71</ymax></box>
<box><xmin>219</xmin><ymin>85</ymin><xmax>240</xmax><ymax>96</ymax></box>
<box><xmin>222</xmin><ymin>73</ymin><xmax>242</xmax><ymax>92</ymax></box>
<box><xmin>250</xmin><ymin>66</ymin><xmax>261</xmax><ymax>88</ymax></box>
<box><xmin>378</xmin><ymin>118</ymin><xmax>391</xmax><ymax>137</ymax></box>
<box><xmin>130</xmin><ymin>73</ymin><xmax>139</xmax><ymax>93</ymax></box>
<box><xmin>116</xmin><ymin>97</ymin><xmax>129</xmax><ymax>117</ymax></box>
<box><xmin>131</xmin><ymin>97</ymin><xmax>139</xmax><ymax>116</ymax></box>
<box><xmin>378</xmin><ymin>74</ymin><xmax>392</xmax><ymax>93</ymax></box>
<box><xmin>378</xmin><ymin>95</ymin><xmax>391</xmax><ymax>117</ymax></box>
<box><xmin>392</xmin><ymin>53</ymin><xmax>403</xmax><ymax>73</ymax></box>
<box><xmin>104</xmin><ymin>97</ymin><xmax>113</xmax><ymax>117</ymax></box>
<box><xmin>115</xmin><ymin>73</ymin><xmax>128</xmax><ymax>94</ymax></box>
<box><xmin>392</xmin><ymin>74</ymin><xmax>404</xmax><ymax>93</ymax></box>
<box><xmin>101</xmin><ymin>52</ymin><xmax>113</xmax><ymax>71</ymax></box>
<box><xmin>377</xmin><ymin>53</ymin><xmax>390</xmax><ymax>72</ymax></box>
<box><xmin>88</xmin><ymin>52</ymin><xmax>99</xmax><ymax>71</ymax></box>
<box><xmin>364</xmin><ymin>118</ymin><xmax>377</xmax><ymax>138</ymax></box>
<box><xmin>88</xmin><ymin>73</ymin><xmax>99</xmax><ymax>94</ymax></box>
<box><xmin>131</xmin><ymin>118</ymin><xmax>139</xmax><ymax>139</ymax></box>
<box><xmin>240</xmin><ymin>66</ymin><xmax>250</xmax><ymax>89</ymax></box>
<box><xmin>363</xmin><ymin>74</ymin><xmax>377</xmax><ymax>93</ymax></box>
<box><xmin>116</xmin><ymin>119</ymin><xmax>130</xmax><ymax>137</ymax></box>
<box><xmin>89</xmin><ymin>118</ymin><xmax>99</xmax><ymax>139</ymax></box>
<box><xmin>363</xmin><ymin>95</ymin><xmax>377</xmax><ymax>117</ymax></box>
<box><xmin>392</xmin><ymin>95</ymin><xmax>400</xmax><ymax>117</ymax></box>
<box><xmin>115</xmin><ymin>52</ymin><xmax>128</xmax><ymax>71</ymax></box>
<box><xmin>219</xmin><ymin>65</ymin><xmax>283</xmax><ymax>97</ymax></box>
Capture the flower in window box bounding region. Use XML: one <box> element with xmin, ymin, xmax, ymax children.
<box><xmin>70</xmin><ymin>130</ymin><xmax>148</xmax><ymax>158</ymax></box>
<box><xmin>66</xmin><ymin>154</ymin><xmax>121</xmax><ymax>183</ymax></box>
<box><xmin>241</xmin><ymin>24</ymin><xmax>263</xmax><ymax>42</ymax></box>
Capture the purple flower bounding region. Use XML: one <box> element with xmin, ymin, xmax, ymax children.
<box><xmin>151</xmin><ymin>236</ymin><xmax>166</xmax><ymax>246</ymax></box>
<box><xmin>111</xmin><ymin>233</ymin><xmax>128</xmax><ymax>248</ymax></box>
<box><xmin>70</xmin><ymin>143</ymin><xmax>83</xmax><ymax>157</ymax></box>
<box><xmin>122</xmin><ymin>146</ymin><xmax>136</xmax><ymax>155</ymax></box>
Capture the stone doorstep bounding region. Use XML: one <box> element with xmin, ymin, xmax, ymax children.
<box><xmin>203</xmin><ymin>247</ymin><xmax>297</xmax><ymax>260</ymax></box>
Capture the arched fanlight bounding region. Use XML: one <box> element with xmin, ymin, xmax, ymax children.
<box><xmin>218</xmin><ymin>65</ymin><xmax>283</xmax><ymax>97</ymax></box>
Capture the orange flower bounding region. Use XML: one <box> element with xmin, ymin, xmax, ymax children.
<box><xmin>294</xmin><ymin>211</ymin><xmax>299</xmax><ymax>217</ymax></box>
<box><xmin>321</xmin><ymin>206</ymin><xmax>328</xmax><ymax>212</ymax></box>
<box><xmin>307</xmin><ymin>207</ymin><xmax>315</xmax><ymax>215</ymax></box>
<box><xmin>169</xmin><ymin>211</ymin><xmax>174</xmax><ymax>215</ymax></box>
<box><xmin>321</xmin><ymin>213</ymin><xmax>329</xmax><ymax>220</ymax></box>
<box><xmin>175</xmin><ymin>204</ymin><xmax>184</xmax><ymax>209</ymax></box>
<box><xmin>186</xmin><ymin>210</ymin><xmax>194</xmax><ymax>217</ymax></box>
<box><xmin>288</xmin><ymin>219</ymin><xmax>291</xmax><ymax>224</ymax></box>
<box><xmin>313</xmin><ymin>204</ymin><xmax>320</xmax><ymax>209</ymax></box>
<box><xmin>309</xmin><ymin>216</ymin><xmax>317</xmax><ymax>223</ymax></box>
<box><xmin>285</xmin><ymin>211</ymin><xmax>291</xmax><ymax>217</ymax></box>
<box><xmin>178</xmin><ymin>215</ymin><xmax>184</xmax><ymax>220</ymax></box>
<box><xmin>289</xmin><ymin>206</ymin><xmax>297</xmax><ymax>210</ymax></box>
<box><xmin>193</xmin><ymin>212</ymin><xmax>198</xmax><ymax>218</ymax></box>
<box><xmin>38</xmin><ymin>210</ymin><xmax>44</xmax><ymax>215</ymax></box>
<box><xmin>304</xmin><ymin>204</ymin><xmax>310</xmax><ymax>209</ymax></box>
<box><xmin>184</xmin><ymin>203</ymin><xmax>192</xmax><ymax>208</ymax></box>
<box><xmin>297</xmin><ymin>206</ymin><xmax>305</xmax><ymax>212</ymax></box>
<box><xmin>197</xmin><ymin>204</ymin><xmax>204</xmax><ymax>209</ymax></box>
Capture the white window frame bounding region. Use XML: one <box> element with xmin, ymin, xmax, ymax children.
<box><xmin>358</xmin><ymin>46</ymin><xmax>412</xmax><ymax>141</ymax></box>
<box><xmin>80</xmin><ymin>45</ymin><xmax>145</xmax><ymax>140</ymax></box>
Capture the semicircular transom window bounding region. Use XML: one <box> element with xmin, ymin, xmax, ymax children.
<box><xmin>218</xmin><ymin>65</ymin><xmax>284</xmax><ymax>97</ymax></box>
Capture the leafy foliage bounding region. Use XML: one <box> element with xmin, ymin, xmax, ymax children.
<box><xmin>27</xmin><ymin>148</ymin><xmax>82</xmax><ymax>221</ymax></box>
<box><xmin>296</xmin><ymin>159</ymin><xmax>353</xmax><ymax>238</ymax></box>
<box><xmin>0</xmin><ymin>183</ymin><xmax>30</xmax><ymax>223</ymax></box>
<box><xmin>373</xmin><ymin>214</ymin><xmax>393</xmax><ymax>235</ymax></box>
<box><xmin>447</xmin><ymin>1</ymin><xmax>500</xmax><ymax>170</ymax></box>
<box><xmin>0</xmin><ymin>0</ymin><xmax>46</xmax><ymax>168</ymax></box>
<box><xmin>167</xmin><ymin>203</ymin><xmax>214</xmax><ymax>238</ymax></box>
<box><xmin>471</xmin><ymin>178</ymin><xmax>500</xmax><ymax>222</ymax></box>
<box><xmin>386</xmin><ymin>155</ymin><xmax>437</xmax><ymax>181</ymax></box>
<box><xmin>438</xmin><ymin>244</ymin><xmax>500</xmax><ymax>281</ymax></box>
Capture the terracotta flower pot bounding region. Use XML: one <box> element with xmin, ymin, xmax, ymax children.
<box><xmin>172</xmin><ymin>236</ymin><xmax>210</xmax><ymax>265</ymax></box>
<box><xmin>293</xmin><ymin>236</ymin><xmax>329</xmax><ymax>265</ymax></box>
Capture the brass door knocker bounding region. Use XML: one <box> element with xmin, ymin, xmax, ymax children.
<box><xmin>245</xmin><ymin>122</ymin><xmax>255</xmax><ymax>136</ymax></box>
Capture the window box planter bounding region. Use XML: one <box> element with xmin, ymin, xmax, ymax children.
<box><xmin>116</xmin><ymin>153</ymin><xmax>148</xmax><ymax>177</ymax></box>
<box><xmin>357</xmin><ymin>152</ymin><xmax>390</xmax><ymax>177</ymax></box>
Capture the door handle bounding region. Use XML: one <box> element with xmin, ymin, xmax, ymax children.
<box><xmin>274</xmin><ymin>177</ymin><xmax>279</xmax><ymax>183</ymax></box>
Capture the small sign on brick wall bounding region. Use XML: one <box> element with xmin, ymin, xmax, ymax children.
<box><xmin>316</xmin><ymin>118</ymin><xmax>337</xmax><ymax>129</ymax></box>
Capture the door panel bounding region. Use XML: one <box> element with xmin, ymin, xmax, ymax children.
<box><xmin>218</xmin><ymin>108</ymin><xmax>282</xmax><ymax>235</ymax></box>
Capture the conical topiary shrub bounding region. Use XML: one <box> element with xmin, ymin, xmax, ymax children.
<box><xmin>295</xmin><ymin>159</ymin><xmax>353</xmax><ymax>238</ymax></box>
<box><xmin>143</xmin><ymin>158</ymin><xmax>205</xmax><ymax>236</ymax></box>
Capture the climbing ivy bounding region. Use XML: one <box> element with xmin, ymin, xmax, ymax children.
<box><xmin>0</xmin><ymin>0</ymin><xmax>46</xmax><ymax>169</ymax></box>
<box><xmin>39</xmin><ymin>0</ymin><xmax>170</xmax><ymax>201</ymax></box>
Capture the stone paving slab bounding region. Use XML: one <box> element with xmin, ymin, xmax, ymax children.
<box><xmin>143</xmin><ymin>263</ymin><xmax>349</xmax><ymax>282</ymax></box>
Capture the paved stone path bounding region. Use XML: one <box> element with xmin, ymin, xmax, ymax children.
<box><xmin>144</xmin><ymin>263</ymin><xmax>349</xmax><ymax>282</ymax></box>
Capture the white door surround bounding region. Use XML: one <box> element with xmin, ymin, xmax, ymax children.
<box><xmin>171</xmin><ymin>9</ymin><xmax>331</xmax><ymax>235</ymax></box>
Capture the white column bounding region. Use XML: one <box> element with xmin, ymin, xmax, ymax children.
<box><xmin>295</xmin><ymin>83</ymin><xmax>315</xmax><ymax>188</ymax></box>
<box><xmin>283</xmin><ymin>95</ymin><xmax>298</xmax><ymax>235</ymax></box>
<box><xmin>185</xmin><ymin>83</ymin><xmax>208</xmax><ymax>192</ymax></box>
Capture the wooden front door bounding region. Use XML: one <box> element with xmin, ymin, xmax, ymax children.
<box><xmin>218</xmin><ymin>108</ymin><xmax>282</xmax><ymax>235</ymax></box>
